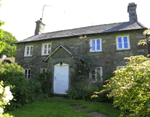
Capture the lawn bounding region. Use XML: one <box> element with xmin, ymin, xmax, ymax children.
<box><xmin>10</xmin><ymin>98</ymin><xmax>120</xmax><ymax>117</ymax></box>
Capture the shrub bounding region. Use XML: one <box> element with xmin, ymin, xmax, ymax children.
<box><xmin>0</xmin><ymin>63</ymin><xmax>24</xmax><ymax>80</ymax></box>
<box><xmin>67</xmin><ymin>81</ymin><xmax>110</xmax><ymax>102</ymax></box>
<box><xmin>92</xmin><ymin>55</ymin><xmax>150</xmax><ymax>117</ymax></box>
<box><xmin>36</xmin><ymin>71</ymin><xmax>53</xmax><ymax>97</ymax></box>
<box><xmin>0</xmin><ymin>63</ymin><xmax>43</xmax><ymax>110</ymax></box>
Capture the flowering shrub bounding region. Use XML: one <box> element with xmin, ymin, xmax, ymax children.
<box><xmin>0</xmin><ymin>63</ymin><xmax>42</xmax><ymax>110</ymax></box>
<box><xmin>0</xmin><ymin>81</ymin><xmax>13</xmax><ymax>117</ymax></box>
<box><xmin>92</xmin><ymin>55</ymin><xmax>150</xmax><ymax>117</ymax></box>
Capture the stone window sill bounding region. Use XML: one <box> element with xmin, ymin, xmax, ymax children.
<box><xmin>24</xmin><ymin>55</ymin><xmax>32</xmax><ymax>57</ymax></box>
<box><xmin>116</xmin><ymin>49</ymin><xmax>131</xmax><ymax>52</ymax></box>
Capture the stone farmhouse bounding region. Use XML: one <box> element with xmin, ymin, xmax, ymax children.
<box><xmin>16</xmin><ymin>3</ymin><xmax>147</xmax><ymax>94</ymax></box>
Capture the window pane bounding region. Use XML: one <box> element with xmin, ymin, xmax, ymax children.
<box><xmin>97</xmin><ymin>40</ymin><xmax>100</xmax><ymax>50</ymax></box>
<box><xmin>44</xmin><ymin>44</ymin><xmax>47</xmax><ymax>54</ymax></box>
<box><xmin>28</xmin><ymin>70</ymin><xmax>30</xmax><ymax>74</ymax></box>
<box><xmin>30</xmin><ymin>51</ymin><xmax>33</xmax><ymax>55</ymax></box>
<box><xmin>119</xmin><ymin>43</ymin><xmax>122</xmax><ymax>48</ymax></box>
<box><xmin>92</xmin><ymin>40</ymin><xmax>95</xmax><ymax>50</ymax></box>
<box><xmin>123</xmin><ymin>37</ymin><xmax>128</xmax><ymax>42</ymax></box>
<box><xmin>30</xmin><ymin>47</ymin><xmax>33</xmax><ymax>55</ymax></box>
<box><xmin>27</xmin><ymin>47</ymin><xmax>29</xmax><ymax>55</ymax></box>
<box><xmin>97</xmin><ymin>40</ymin><xmax>100</xmax><ymax>45</ymax></box>
<box><xmin>118</xmin><ymin>37</ymin><xmax>122</xmax><ymax>43</ymax></box>
<box><xmin>25</xmin><ymin>70</ymin><xmax>27</xmax><ymax>74</ymax></box>
<box><xmin>96</xmin><ymin>68</ymin><xmax>101</xmax><ymax>81</ymax></box>
<box><xmin>48</xmin><ymin>49</ymin><xmax>51</xmax><ymax>54</ymax></box>
<box><xmin>30</xmin><ymin>46</ymin><xmax>33</xmax><ymax>51</ymax></box>
<box><xmin>48</xmin><ymin>44</ymin><xmax>51</xmax><ymax>49</ymax></box>
<box><xmin>25</xmin><ymin>70</ymin><xmax>27</xmax><ymax>78</ymax></box>
<box><xmin>44</xmin><ymin>50</ymin><xmax>47</xmax><ymax>54</ymax></box>
<box><xmin>48</xmin><ymin>44</ymin><xmax>51</xmax><ymax>54</ymax></box>
<box><xmin>48</xmin><ymin>44</ymin><xmax>51</xmax><ymax>53</ymax></box>
<box><xmin>44</xmin><ymin>45</ymin><xmax>47</xmax><ymax>50</ymax></box>
<box><xmin>28</xmin><ymin>70</ymin><xmax>30</xmax><ymax>78</ymax></box>
<box><xmin>124</xmin><ymin>43</ymin><xmax>128</xmax><ymax>48</ymax></box>
<box><xmin>97</xmin><ymin>44</ymin><xmax>100</xmax><ymax>50</ymax></box>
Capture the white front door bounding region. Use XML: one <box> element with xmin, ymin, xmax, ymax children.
<box><xmin>54</xmin><ymin>63</ymin><xmax>69</xmax><ymax>94</ymax></box>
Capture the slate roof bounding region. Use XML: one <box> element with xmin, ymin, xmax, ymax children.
<box><xmin>18</xmin><ymin>21</ymin><xmax>147</xmax><ymax>43</ymax></box>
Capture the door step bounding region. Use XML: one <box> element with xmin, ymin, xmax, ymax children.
<box><xmin>53</xmin><ymin>94</ymin><xmax>68</xmax><ymax>98</ymax></box>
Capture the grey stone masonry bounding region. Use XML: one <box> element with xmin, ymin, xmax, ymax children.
<box><xmin>128</xmin><ymin>3</ymin><xmax>138</xmax><ymax>22</ymax></box>
<box><xmin>15</xmin><ymin>29</ymin><xmax>148</xmax><ymax>80</ymax></box>
<box><xmin>35</xmin><ymin>19</ymin><xmax>45</xmax><ymax>35</ymax></box>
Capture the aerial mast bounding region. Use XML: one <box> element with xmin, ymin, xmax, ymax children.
<box><xmin>41</xmin><ymin>5</ymin><xmax>52</xmax><ymax>21</ymax></box>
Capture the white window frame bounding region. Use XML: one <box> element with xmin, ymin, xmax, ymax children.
<box><xmin>116</xmin><ymin>36</ymin><xmax>130</xmax><ymax>50</ymax></box>
<box><xmin>40</xmin><ymin>68</ymin><xmax>47</xmax><ymax>73</ymax></box>
<box><xmin>42</xmin><ymin>43</ymin><xmax>51</xmax><ymax>55</ymax></box>
<box><xmin>24</xmin><ymin>69</ymin><xmax>31</xmax><ymax>80</ymax></box>
<box><xmin>89</xmin><ymin>67</ymin><xmax>103</xmax><ymax>82</ymax></box>
<box><xmin>90</xmin><ymin>39</ymin><xmax>102</xmax><ymax>52</ymax></box>
<box><xmin>24</xmin><ymin>45</ymin><xmax>33</xmax><ymax>56</ymax></box>
<box><xmin>116</xmin><ymin>66</ymin><xmax>126</xmax><ymax>69</ymax></box>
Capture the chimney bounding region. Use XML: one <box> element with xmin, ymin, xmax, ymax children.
<box><xmin>35</xmin><ymin>18</ymin><xmax>45</xmax><ymax>35</ymax></box>
<box><xmin>128</xmin><ymin>2</ymin><xmax>138</xmax><ymax>22</ymax></box>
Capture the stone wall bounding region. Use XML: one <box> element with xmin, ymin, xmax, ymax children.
<box><xmin>15</xmin><ymin>29</ymin><xmax>147</xmax><ymax>80</ymax></box>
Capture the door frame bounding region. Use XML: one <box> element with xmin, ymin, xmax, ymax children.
<box><xmin>53</xmin><ymin>63</ymin><xmax>69</xmax><ymax>94</ymax></box>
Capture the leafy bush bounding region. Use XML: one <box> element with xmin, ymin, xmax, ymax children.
<box><xmin>36</xmin><ymin>72</ymin><xmax>53</xmax><ymax>97</ymax></box>
<box><xmin>92</xmin><ymin>55</ymin><xmax>150</xmax><ymax>117</ymax></box>
<box><xmin>0</xmin><ymin>63</ymin><xmax>24</xmax><ymax>80</ymax></box>
<box><xmin>67</xmin><ymin>81</ymin><xmax>110</xmax><ymax>102</ymax></box>
<box><xmin>0</xmin><ymin>63</ymin><xmax>42</xmax><ymax>110</ymax></box>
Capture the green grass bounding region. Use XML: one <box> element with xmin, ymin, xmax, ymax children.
<box><xmin>10</xmin><ymin>98</ymin><xmax>120</xmax><ymax>117</ymax></box>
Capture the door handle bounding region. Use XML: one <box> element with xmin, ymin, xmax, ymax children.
<box><xmin>55</xmin><ymin>77</ymin><xmax>56</xmax><ymax>80</ymax></box>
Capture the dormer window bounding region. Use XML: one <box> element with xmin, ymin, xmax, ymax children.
<box><xmin>42</xmin><ymin>43</ymin><xmax>51</xmax><ymax>55</ymax></box>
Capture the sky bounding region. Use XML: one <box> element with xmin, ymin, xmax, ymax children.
<box><xmin>0</xmin><ymin>0</ymin><xmax>150</xmax><ymax>41</ymax></box>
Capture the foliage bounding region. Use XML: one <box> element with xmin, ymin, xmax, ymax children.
<box><xmin>92</xmin><ymin>55</ymin><xmax>150</xmax><ymax>117</ymax></box>
<box><xmin>0</xmin><ymin>63</ymin><xmax>42</xmax><ymax>110</ymax></box>
<box><xmin>0</xmin><ymin>21</ymin><xmax>17</xmax><ymax>57</ymax></box>
<box><xmin>104</xmin><ymin>72</ymin><xmax>115</xmax><ymax>81</ymax></box>
<box><xmin>138</xmin><ymin>29</ymin><xmax>150</xmax><ymax>46</ymax></box>
<box><xmin>138</xmin><ymin>39</ymin><xmax>148</xmax><ymax>46</ymax></box>
<box><xmin>72</xmin><ymin>38</ymin><xmax>96</xmax><ymax>83</ymax></box>
<box><xmin>0</xmin><ymin>20</ymin><xmax>5</xmax><ymax>53</ymax></box>
<box><xmin>36</xmin><ymin>72</ymin><xmax>53</xmax><ymax>97</ymax></box>
<box><xmin>0</xmin><ymin>31</ymin><xmax>17</xmax><ymax>57</ymax></box>
<box><xmin>67</xmin><ymin>82</ymin><xmax>110</xmax><ymax>102</ymax></box>
<box><xmin>0</xmin><ymin>63</ymin><xmax>24</xmax><ymax>80</ymax></box>
<box><xmin>143</xmin><ymin>29</ymin><xmax>150</xmax><ymax>36</ymax></box>
<box><xmin>0</xmin><ymin>81</ymin><xmax>13</xmax><ymax>117</ymax></box>
<box><xmin>68</xmin><ymin>38</ymin><xmax>109</xmax><ymax>102</ymax></box>
<box><xmin>11</xmin><ymin>98</ymin><xmax>120</xmax><ymax>117</ymax></box>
